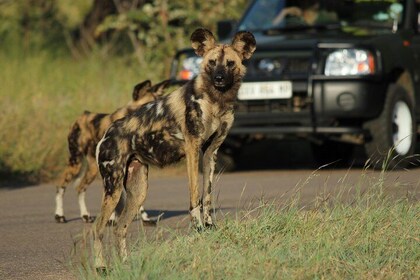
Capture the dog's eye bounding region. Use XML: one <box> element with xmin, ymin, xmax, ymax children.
<box><xmin>209</xmin><ymin>59</ymin><xmax>216</xmax><ymax>66</ymax></box>
<box><xmin>227</xmin><ymin>60</ymin><xmax>235</xmax><ymax>68</ymax></box>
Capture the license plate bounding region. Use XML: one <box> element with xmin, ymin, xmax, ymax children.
<box><xmin>238</xmin><ymin>81</ymin><xmax>292</xmax><ymax>100</ymax></box>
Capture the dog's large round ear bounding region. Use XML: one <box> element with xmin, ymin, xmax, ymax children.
<box><xmin>191</xmin><ymin>28</ymin><xmax>216</xmax><ymax>57</ymax></box>
<box><xmin>150</xmin><ymin>79</ymin><xmax>172</xmax><ymax>96</ymax></box>
<box><xmin>231</xmin><ymin>31</ymin><xmax>256</xmax><ymax>60</ymax></box>
<box><xmin>132</xmin><ymin>80</ymin><xmax>152</xmax><ymax>101</ymax></box>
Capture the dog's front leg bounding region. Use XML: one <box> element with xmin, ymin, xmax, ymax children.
<box><xmin>202</xmin><ymin>147</ymin><xmax>218</xmax><ymax>228</ymax></box>
<box><xmin>185</xmin><ymin>140</ymin><xmax>204</xmax><ymax>231</ymax></box>
<box><xmin>202</xmin><ymin>120</ymin><xmax>232</xmax><ymax>228</ymax></box>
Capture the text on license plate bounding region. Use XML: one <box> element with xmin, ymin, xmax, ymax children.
<box><xmin>238</xmin><ymin>81</ymin><xmax>292</xmax><ymax>100</ymax></box>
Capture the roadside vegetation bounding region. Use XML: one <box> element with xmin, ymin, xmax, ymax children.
<box><xmin>0</xmin><ymin>53</ymin><xmax>150</xmax><ymax>181</ymax></box>
<box><xmin>75</xmin><ymin>170</ymin><xmax>419</xmax><ymax>279</ymax></box>
<box><xmin>0</xmin><ymin>0</ymin><xmax>246</xmax><ymax>182</ymax></box>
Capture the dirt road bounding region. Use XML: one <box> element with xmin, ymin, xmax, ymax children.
<box><xmin>0</xmin><ymin>166</ymin><xmax>418</xmax><ymax>279</ymax></box>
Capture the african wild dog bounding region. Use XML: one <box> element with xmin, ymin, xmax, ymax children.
<box><xmin>55</xmin><ymin>79</ymin><xmax>170</xmax><ymax>223</ymax></box>
<box><xmin>93</xmin><ymin>28</ymin><xmax>256</xmax><ymax>270</ymax></box>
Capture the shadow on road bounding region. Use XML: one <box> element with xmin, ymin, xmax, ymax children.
<box><xmin>138</xmin><ymin>209</ymin><xmax>187</xmax><ymax>221</ymax></box>
<box><xmin>0</xmin><ymin>159</ymin><xmax>40</xmax><ymax>189</ymax></box>
<box><xmin>3</xmin><ymin>139</ymin><xmax>420</xmax><ymax>189</ymax></box>
<box><xmin>233</xmin><ymin>139</ymin><xmax>368</xmax><ymax>171</ymax></box>
<box><xmin>0</xmin><ymin>174</ymin><xmax>37</xmax><ymax>189</ymax></box>
<box><xmin>57</xmin><ymin>210</ymin><xmax>191</xmax><ymax>225</ymax></box>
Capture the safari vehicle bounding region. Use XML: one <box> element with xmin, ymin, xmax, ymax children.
<box><xmin>171</xmin><ymin>0</ymin><xmax>420</xmax><ymax>169</ymax></box>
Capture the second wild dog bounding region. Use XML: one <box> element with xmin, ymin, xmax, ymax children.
<box><xmin>55</xmin><ymin>80</ymin><xmax>170</xmax><ymax>223</ymax></box>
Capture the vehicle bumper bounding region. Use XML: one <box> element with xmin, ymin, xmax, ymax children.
<box><xmin>232</xmin><ymin>76</ymin><xmax>386</xmax><ymax>135</ymax></box>
<box><xmin>312</xmin><ymin>76</ymin><xmax>386</xmax><ymax>119</ymax></box>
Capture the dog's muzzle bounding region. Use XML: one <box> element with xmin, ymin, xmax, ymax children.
<box><xmin>212</xmin><ymin>67</ymin><xmax>233</xmax><ymax>92</ymax></box>
<box><xmin>214</xmin><ymin>74</ymin><xmax>226</xmax><ymax>87</ymax></box>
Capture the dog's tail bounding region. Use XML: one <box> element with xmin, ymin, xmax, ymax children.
<box><xmin>56</xmin><ymin>120</ymin><xmax>86</xmax><ymax>188</ymax></box>
<box><xmin>67</xmin><ymin>121</ymin><xmax>85</xmax><ymax>167</ymax></box>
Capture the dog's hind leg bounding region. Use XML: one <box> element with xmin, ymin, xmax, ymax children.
<box><xmin>107</xmin><ymin>198</ymin><xmax>155</xmax><ymax>227</ymax></box>
<box><xmin>115</xmin><ymin>160</ymin><xmax>149</xmax><ymax>261</ymax></box>
<box><xmin>107</xmin><ymin>199</ymin><xmax>154</xmax><ymax>226</ymax></box>
<box><xmin>106</xmin><ymin>189</ymin><xmax>126</xmax><ymax>226</ymax></box>
<box><xmin>93</xmin><ymin>177</ymin><xmax>124</xmax><ymax>271</ymax></box>
<box><xmin>75</xmin><ymin>155</ymin><xmax>98</xmax><ymax>223</ymax></box>
<box><xmin>55</xmin><ymin>160</ymin><xmax>86</xmax><ymax>223</ymax></box>
<box><xmin>55</xmin><ymin>121</ymin><xmax>86</xmax><ymax>223</ymax></box>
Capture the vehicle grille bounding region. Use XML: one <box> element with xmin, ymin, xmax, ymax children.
<box><xmin>244</xmin><ymin>52</ymin><xmax>312</xmax><ymax>80</ymax></box>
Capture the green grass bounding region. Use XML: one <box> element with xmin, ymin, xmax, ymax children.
<box><xmin>0</xmin><ymin>52</ymin><xmax>165</xmax><ymax>182</ymax></box>
<box><xmin>75</xmin><ymin>174</ymin><xmax>419</xmax><ymax>280</ymax></box>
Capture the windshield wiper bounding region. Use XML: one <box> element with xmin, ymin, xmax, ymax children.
<box><xmin>264</xmin><ymin>23</ymin><xmax>342</xmax><ymax>35</ymax></box>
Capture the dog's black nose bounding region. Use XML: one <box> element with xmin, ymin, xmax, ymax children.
<box><xmin>215</xmin><ymin>75</ymin><xmax>224</xmax><ymax>83</ymax></box>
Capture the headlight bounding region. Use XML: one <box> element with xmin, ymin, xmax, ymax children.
<box><xmin>324</xmin><ymin>49</ymin><xmax>375</xmax><ymax>76</ymax></box>
<box><xmin>177</xmin><ymin>55</ymin><xmax>203</xmax><ymax>80</ymax></box>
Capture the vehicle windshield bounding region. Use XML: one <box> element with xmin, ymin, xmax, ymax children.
<box><xmin>238</xmin><ymin>0</ymin><xmax>406</xmax><ymax>32</ymax></box>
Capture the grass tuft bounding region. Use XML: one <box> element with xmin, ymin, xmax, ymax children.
<box><xmin>74</xmin><ymin>174</ymin><xmax>419</xmax><ymax>280</ymax></box>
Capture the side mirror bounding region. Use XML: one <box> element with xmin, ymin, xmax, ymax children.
<box><xmin>217</xmin><ymin>20</ymin><xmax>237</xmax><ymax>41</ymax></box>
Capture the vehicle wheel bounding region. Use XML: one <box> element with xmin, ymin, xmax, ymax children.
<box><xmin>363</xmin><ymin>84</ymin><xmax>416</xmax><ymax>169</ymax></box>
<box><xmin>311</xmin><ymin>140</ymin><xmax>354</xmax><ymax>167</ymax></box>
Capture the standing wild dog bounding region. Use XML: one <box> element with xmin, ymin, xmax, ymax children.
<box><xmin>55</xmin><ymin>79</ymin><xmax>170</xmax><ymax>223</ymax></box>
<box><xmin>94</xmin><ymin>28</ymin><xmax>256</xmax><ymax>270</ymax></box>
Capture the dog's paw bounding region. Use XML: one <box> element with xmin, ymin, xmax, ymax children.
<box><xmin>106</xmin><ymin>220</ymin><xmax>117</xmax><ymax>227</ymax></box>
<box><xmin>204</xmin><ymin>222</ymin><xmax>217</xmax><ymax>230</ymax></box>
<box><xmin>141</xmin><ymin>212</ymin><xmax>164</xmax><ymax>227</ymax></box>
<box><xmin>95</xmin><ymin>266</ymin><xmax>109</xmax><ymax>276</ymax></box>
<box><xmin>82</xmin><ymin>215</ymin><xmax>95</xmax><ymax>223</ymax></box>
<box><xmin>193</xmin><ymin>224</ymin><xmax>205</xmax><ymax>233</ymax></box>
<box><xmin>142</xmin><ymin>220</ymin><xmax>157</xmax><ymax>226</ymax></box>
<box><xmin>55</xmin><ymin>215</ymin><xmax>67</xmax><ymax>223</ymax></box>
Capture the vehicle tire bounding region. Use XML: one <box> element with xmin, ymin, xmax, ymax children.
<box><xmin>363</xmin><ymin>84</ymin><xmax>416</xmax><ymax>169</ymax></box>
<box><xmin>311</xmin><ymin>140</ymin><xmax>354</xmax><ymax>168</ymax></box>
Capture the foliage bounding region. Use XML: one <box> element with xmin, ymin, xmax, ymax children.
<box><xmin>0</xmin><ymin>0</ymin><xmax>90</xmax><ymax>55</ymax></box>
<box><xmin>0</xmin><ymin>0</ymin><xmax>248</xmax><ymax>181</ymax></box>
<box><xmin>96</xmin><ymin>0</ymin><xmax>248</xmax><ymax>76</ymax></box>
<box><xmin>0</xmin><ymin>0</ymin><xmax>248</xmax><ymax>73</ymax></box>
